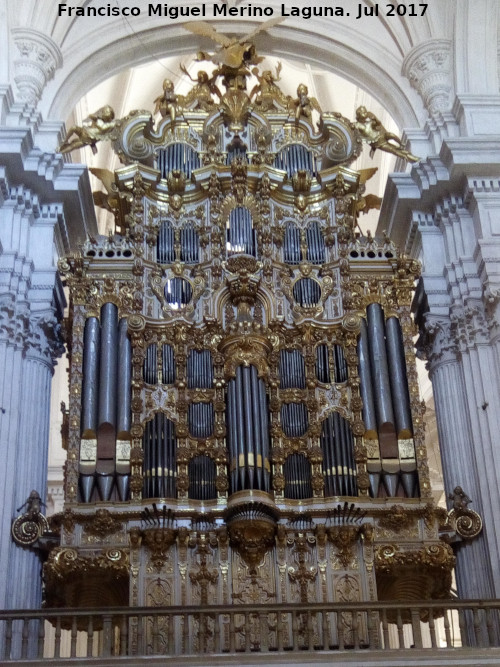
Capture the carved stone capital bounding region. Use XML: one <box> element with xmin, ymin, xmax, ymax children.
<box><xmin>415</xmin><ymin>313</ymin><xmax>458</xmax><ymax>370</ymax></box>
<box><xmin>403</xmin><ymin>40</ymin><xmax>452</xmax><ymax>115</ymax></box>
<box><xmin>11</xmin><ymin>28</ymin><xmax>62</xmax><ymax>104</ymax></box>
<box><xmin>25</xmin><ymin>314</ymin><xmax>65</xmax><ymax>369</ymax></box>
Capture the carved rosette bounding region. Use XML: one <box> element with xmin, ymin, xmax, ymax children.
<box><xmin>11</xmin><ymin>28</ymin><xmax>63</xmax><ymax>105</ymax></box>
<box><xmin>402</xmin><ymin>40</ymin><xmax>452</xmax><ymax>115</ymax></box>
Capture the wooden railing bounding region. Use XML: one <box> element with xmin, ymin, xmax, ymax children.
<box><xmin>1</xmin><ymin>599</ymin><xmax>500</xmax><ymax>662</ymax></box>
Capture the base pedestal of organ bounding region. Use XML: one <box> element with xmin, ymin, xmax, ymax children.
<box><xmin>51</xmin><ymin>47</ymin><xmax>454</xmax><ymax>612</ymax></box>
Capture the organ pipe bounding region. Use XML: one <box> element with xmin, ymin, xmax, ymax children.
<box><xmin>333</xmin><ymin>345</ymin><xmax>348</xmax><ymax>383</ymax></box>
<box><xmin>366</xmin><ymin>303</ymin><xmax>397</xmax><ymax>456</ymax></box>
<box><xmin>293</xmin><ymin>278</ymin><xmax>321</xmax><ymax>307</ymax></box>
<box><xmin>280</xmin><ymin>349</ymin><xmax>306</xmax><ymax>389</ymax></box>
<box><xmin>226</xmin><ymin>365</ymin><xmax>270</xmax><ymax>493</ymax></box>
<box><xmin>157</xmin><ymin>220</ymin><xmax>175</xmax><ymax>264</ymax></box>
<box><xmin>187</xmin><ymin>350</ymin><xmax>213</xmax><ymax>388</ymax></box>
<box><xmin>188</xmin><ymin>403</ymin><xmax>215</xmax><ymax>438</ymax></box>
<box><xmin>162</xmin><ymin>344</ymin><xmax>176</xmax><ymax>384</ymax></box>
<box><xmin>143</xmin><ymin>413</ymin><xmax>176</xmax><ymax>499</ymax></box>
<box><xmin>188</xmin><ymin>455</ymin><xmax>217</xmax><ymax>500</ymax></box>
<box><xmin>281</xmin><ymin>402</ymin><xmax>309</xmax><ymax>438</ymax></box>
<box><xmin>97</xmin><ymin>302</ymin><xmax>118</xmax><ymax>459</ymax></box>
<box><xmin>157</xmin><ymin>143</ymin><xmax>201</xmax><ymax>179</ymax></box>
<box><xmin>81</xmin><ymin>317</ymin><xmax>100</xmax><ymax>437</ymax></box>
<box><xmin>385</xmin><ymin>317</ymin><xmax>413</xmax><ymax>439</ymax></box>
<box><xmin>321</xmin><ymin>412</ymin><xmax>358</xmax><ymax>497</ymax></box>
<box><xmin>227</xmin><ymin>207</ymin><xmax>256</xmax><ymax>257</ymax></box>
<box><xmin>117</xmin><ymin>318</ymin><xmax>131</xmax><ymax>438</ymax></box>
<box><xmin>180</xmin><ymin>225</ymin><xmax>199</xmax><ymax>264</ymax></box>
<box><xmin>316</xmin><ymin>344</ymin><xmax>331</xmax><ymax>383</ymax></box>
<box><xmin>306</xmin><ymin>222</ymin><xmax>325</xmax><ymax>264</ymax></box>
<box><xmin>274</xmin><ymin>143</ymin><xmax>315</xmax><ymax>177</ymax></box>
<box><xmin>143</xmin><ymin>344</ymin><xmax>158</xmax><ymax>385</ymax></box>
<box><xmin>358</xmin><ymin>319</ymin><xmax>377</xmax><ymax>439</ymax></box>
<box><xmin>284</xmin><ymin>223</ymin><xmax>301</xmax><ymax>264</ymax></box>
<box><xmin>284</xmin><ymin>453</ymin><xmax>312</xmax><ymax>500</ymax></box>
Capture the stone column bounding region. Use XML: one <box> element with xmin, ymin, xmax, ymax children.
<box><xmin>6</xmin><ymin>316</ymin><xmax>64</xmax><ymax>611</ymax></box>
<box><xmin>419</xmin><ymin>314</ymin><xmax>496</xmax><ymax>600</ymax></box>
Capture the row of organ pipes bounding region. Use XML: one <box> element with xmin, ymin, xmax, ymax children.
<box><xmin>155</xmin><ymin>214</ymin><xmax>328</xmax><ymax>266</ymax></box>
<box><xmin>158</xmin><ymin>141</ymin><xmax>318</xmax><ymax>178</ymax></box>
<box><xmin>78</xmin><ymin>305</ymin><xmax>417</xmax><ymax>502</ymax></box>
<box><xmin>79</xmin><ymin>303</ymin><xmax>131</xmax><ymax>502</ymax></box>
<box><xmin>156</xmin><ymin>223</ymin><xmax>200</xmax><ymax>265</ymax></box>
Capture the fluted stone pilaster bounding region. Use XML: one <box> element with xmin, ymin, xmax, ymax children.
<box><xmin>421</xmin><ymin>315</ymin><xmax>495</xmax><ymax>600</ymax></box>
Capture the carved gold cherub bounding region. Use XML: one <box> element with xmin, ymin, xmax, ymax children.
<box><xmin>250</xmin><ymin>63</ymin><xmax>291</xmax><ymax>111</ymax></box>
<box><xmin>292</xmin><ymin>84</ymin><xmax>323</xmax><ymax>130</ymax></box>
<box><xmin>184</xmin><ymin>18</ymin><xmax>284</xmax><ymax>70</ymax></box>
<box><xmin>154</xmin><ymin>79</ymin><xmax>179</xmax><ymax>122</ymax></box>
<box><xmin>355</xmin><ymin>105</ymin><xmax>419</xmax><ymax>163</ymax></box>
<box><xmin>180</xmin><ymin>66</ymin><xmax>221</xmax><ymax>110</ymax></box>
<box><xmin>58</xmin><ymin>105</ymin><xmax>118</xmax><ymax>155</ymax></box>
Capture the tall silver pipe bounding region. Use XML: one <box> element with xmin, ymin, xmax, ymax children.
<box><xmin>385</xmin><ymin>317</ymin><xmax>413</xmax><ymax>438</ymax></box>
<box><xmin>98</xmin><ymin>302</ymin><xmax>118</xmax><ymax>460</ymax></box>
<box><xmin>358</xmin><ymin>319</ymin><xmax>377</xmax><ymax>438</ymax></box>
<box><xmin>366</xmin><ymin>304</ymin><xmax>397</xmax><ymax>456</ymax></box>
<box><xmin>81</xmin><ymin>317</ymin><xmax>100</xmax><ymax>437</ymax></box>
<box><xmin>117</xmin><ymin>318</ymin><xmax>131</xmax><ymax>438</ymax></box>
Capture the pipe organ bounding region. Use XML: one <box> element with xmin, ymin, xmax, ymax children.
<box><xmin>50</xmin><ymin>47</ymin><xmax>454</xmax><ymax>622</ymax></box>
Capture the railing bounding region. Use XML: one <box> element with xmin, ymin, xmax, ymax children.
<box><xmin>1</xmin><ymin>600</ymin><xmax>500</xmax><ymax>662</ymax></box>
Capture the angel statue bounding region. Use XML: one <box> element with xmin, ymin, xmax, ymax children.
<box><xmin>292</xmin><ymin>84</ymin><xmax>323</xmax><ymax>130</ymax></box>
<box><xmin>154</xmin><ymin>79</ymin><xmax>179</xmax><ymax>122</ymax></box>
<box><xmin>250</xmin><ymin>64</ymin><xmax>291</xmax><ymax>111</ymax></box>
<box><xmin>179</xmin><ymin>66</ymin><xmax>221</xmax><ymax>111</ymax></box>
<box><xmin>184</xmin><ymin>18</ymin><xmax>284</xmax><ymax>70</ymax></box>
<box><xmin>58</xmin><ymin>105</ymin><xmax>118</xmax><ymax>155</ymax></box>
<box><xmin>355</xmin><ymin>106</ymin><xmax>419</xmax><ymax>163</ymax></box>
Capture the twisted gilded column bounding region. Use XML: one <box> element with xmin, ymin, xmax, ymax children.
<box><xmin>418</xmin><ymin>314</ymin><xmax>495</xmax><ymax>599</ymax></box>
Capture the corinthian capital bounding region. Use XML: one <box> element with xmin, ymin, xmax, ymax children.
<box><xmin>11</xmin><ymin>28</ymin><xmax>62</xmax><ymax>105</ymax></box>
<box><xmin>402</xmin><ymin>40</ymin><xmax>452</xmax><ymax>115</ymax></box>
<box><xmin>416</xmin><ymin>313</ymin><xmax>458</xmax><ymax>370</ymax></box>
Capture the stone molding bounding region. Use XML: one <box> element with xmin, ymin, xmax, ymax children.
<box><xmin>403</xmin><ymin>39</ymin><xmax>453</xmax><ymax>115</ymax></box>
<box><xmin>11</xmin><ymin>28</ymin><xmax>63</xmax><ymax>105</ymax></box>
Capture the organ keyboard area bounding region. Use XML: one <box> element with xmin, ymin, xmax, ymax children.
<box><xmin>52</xmin><ymin>47</ymin><xmax>449</xmax><ymax>614</ymax></box>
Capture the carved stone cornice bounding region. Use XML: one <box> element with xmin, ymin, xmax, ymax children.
<box><xmin>402</xmin><ymin>40</ymin><xmax>452</xmax><ymax>115</ymax></box>
<box><xmin>450</xmin><ymin>300</ymin><xmax>490</xmax><ymax>350</ymax></box>
<box><xmin>11</xmin><ymin>28</ymin><xmax>63</xmax><ymax>105</ymax></box>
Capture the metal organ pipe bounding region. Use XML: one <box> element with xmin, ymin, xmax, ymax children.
<box><xmin>358</xmin><ymin>319</ymin><xmax>377</xmax><ymax>438</ymax></box>
<box><xmin>306</xmin><ymin>222</ymin><xmax>325</xmax><ymax>264</ymax></box>
<box><xmin>385</xmin><ymin>317</ymin><xmax>413</xmax><ymax>439</ymax></box>
<box><xmin>366</xmin><ymin>303</ymin><xmax>398</xmax><ymax>456</ymax></box>
<box><xmin>97</xmin><ymin>302</ymin><xmax>118</xmax><ymax>459</ymax></box>
<box><xmin>81</xmin><ymin>317</ymin><xmax>100</xmax><ymax>437</ymax></box>
<box><xmin>284</xmin><ymin>223</ymin><xmax>301</xmax><ymax>264</ymax></box>
<box><xmin>226</xmin><ymin>365</ymin><xmax>270</xmax><ymax>493</ymax></box>
<box><xmin>142</xmin><ymin>413</ymin><xmax>176</xmax><ymax>499</ymax></box>
<box><xmin>279</xmin><ymin>349</ymin><xmax>306</xmax><ymax>389</ymax></box>
<box><xmin>284</xmin><ymin>453</ymin><xmax>312</xmax><ymax>500</ymax></box>
<box><xmin>189</xmin><ymin>455</ymin><xmax>216</xmax><ymax>500</ymax></box>
<box><xmin>162</xmin><ymin>344</ymin><xmax>176</xmax><ymax>384</ymax></box>
<box><xmin>117</xmin><ymin>318</ymin><xmax>131</xmax><ymax>438</ymax></box>
<box><xmin>321</xmin><ymin>412</ymin><xmax>358</xmax><ymax>497</ymax></box>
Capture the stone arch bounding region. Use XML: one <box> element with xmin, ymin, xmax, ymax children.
<box><xmin>42</xmin><ymin>21</ymin><xmax>430</xmax><ymax>128</ymax></box>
